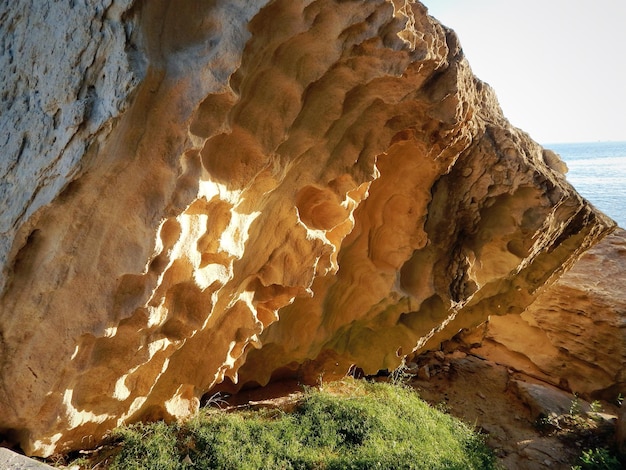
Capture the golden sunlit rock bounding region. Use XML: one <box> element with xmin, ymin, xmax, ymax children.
<box><xmin>0</xmin><ymin>0</ymin><xmax>615</xmax><ymax>456</ymax></box>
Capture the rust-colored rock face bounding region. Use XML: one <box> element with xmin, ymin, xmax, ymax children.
<box><xmin>0</xmin><ymin>0</ymin><xmax>615</xmax><ymax>456</ymax></box>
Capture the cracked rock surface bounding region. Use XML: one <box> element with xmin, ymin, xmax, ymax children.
<box><xmin>0</xmin><ymin>0</ymin><xmax>616</xmax><ymax>456</ymax></box>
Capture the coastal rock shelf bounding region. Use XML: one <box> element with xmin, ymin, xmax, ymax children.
<box><xmin>472</xmin><ymin>228</ymin><xmax>626</xmax><ymax>401</ymax></box>
<box><xmin>0</xmin><ymin>0</ymin><xmax>615</xmax><ymax>456</ymax></box>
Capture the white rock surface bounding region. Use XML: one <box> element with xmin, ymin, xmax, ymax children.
<box><xmin>0</xmin><ymin>448</ymin><xmax>55</xmax><ymax>469</ymax></box>
<box><xmin>0</xmin><ymin>0</ymin><xmax>140</xmax><ymax>292</ymax></box>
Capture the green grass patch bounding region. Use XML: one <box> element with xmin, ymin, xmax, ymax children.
<box><xmin>90</xmin><ymin>379</ymin><xmax>495</xmax><ymax>469</ymax></box>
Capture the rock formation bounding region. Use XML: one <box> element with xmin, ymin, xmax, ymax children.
<box><xmin>468</xmin><ymin>228</ymin><xmax>626</xmax><ymax>402</ymax></box>
<box><xmin>0</xmin><ymin>0</ymin><xmax>615</xmax><ymax>457</ymax></box>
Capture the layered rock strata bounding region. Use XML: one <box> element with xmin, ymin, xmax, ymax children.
<box><xmin>469</xmin><ymin>229</ymin><xmax>626</xmax><ymax>401</ymax></box>
<box><xmin>0</xmin><ymin>0</ymin><xmax>614</xmax><ymax>456</ymax></box>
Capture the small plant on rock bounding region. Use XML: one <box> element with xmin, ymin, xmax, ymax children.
<box><xmin>389</xmin><ymin>358</ymin><xmax>414</xmax><ymax>385</ymax></box>
<box><xmin>570</xmin><ymin>394</ymin><xmax>583</xmax><ymax>416</ymax></box>
<box><xmin>589</xmin><ymin>400</ymin><xmax>603</xmax><ymax>413</ymax></box>
<box><xmin>572</xmin><ymin>447</ymin><xmax>621</xmax><ymax>470</ymax></box>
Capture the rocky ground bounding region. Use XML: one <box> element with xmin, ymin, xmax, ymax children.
<box><xmin>406</xmin><ymin>351</ymin><xmax>621</xmax><ymax>469</ymax></box>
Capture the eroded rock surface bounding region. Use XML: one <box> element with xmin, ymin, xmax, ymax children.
<box><xmin>0</xmin><ymin>0</ymin><xmax>615</xmax><ymax>456</ymax></box>
<box><xmin>471</xmin><ymin>229</ymin><xmax>626</xmax><ymax>401</ymax></box>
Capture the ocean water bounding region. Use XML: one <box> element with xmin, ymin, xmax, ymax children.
<box><xmin>547</xmin><ymin>141</ymin><xmax>626</xmax><ymax>229</ymax></box>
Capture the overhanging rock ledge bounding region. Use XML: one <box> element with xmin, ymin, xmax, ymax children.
<box><xmin>0</xmin><ymin>0</ymin><xmax>615</xmax><ymax>456</ymax></box>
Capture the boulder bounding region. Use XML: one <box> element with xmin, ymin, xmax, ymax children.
<box><xmin>0</xmin><ymin>0</ymin><xmax>614</xmax><ymax>456</ymax></box>
<box><xmin>509</xmin><ymin>380</ymin><xmax>582</xmax><ymax>419</ymax></box>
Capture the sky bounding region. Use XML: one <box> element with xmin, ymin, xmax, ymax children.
<box><xmin>422</xmin><ymin>0</ymin><xmax>626</xmax><ymax>144</ymax></box>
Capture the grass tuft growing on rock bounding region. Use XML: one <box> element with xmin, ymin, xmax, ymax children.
<box><xmin>86</xmin><ymin>378</ymin><xmax>495</xmax><ymax>469</ymax></box>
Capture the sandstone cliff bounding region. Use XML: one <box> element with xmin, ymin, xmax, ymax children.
<box><xmin>0</xmin><ymin>0</ymin><xmax>615</xmax><ymax>456</ymax></box>
<box><xmin>469</xmin><ymin>228</ymin><xmax>626</xmax><ymax>402</ymax></box>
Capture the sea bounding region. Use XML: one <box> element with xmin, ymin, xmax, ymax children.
<box><xmin>546</xmin><ymin>141</ymin><xmax>626</xmax><ymax>229</ymax></box>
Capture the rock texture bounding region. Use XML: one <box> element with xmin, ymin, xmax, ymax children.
<box><xmin>0</xmin><ymin>0</ymin><xmax>615</xmax><ymax>457</ymax></box>
<box><xmin>0</xmin><ymin>0</ymin><xmax>139</xmax><ymax>294</ymax></box>
<box><xmin>470</xmin><ymin>229</ymin><xmax>626</xmax><ymax>401</ymax></box>
<box><xmin>0</xmin><ymin>448</ymin><xmax>55</xmax><ymax>470</ymax></box>
<box><xmin>410</xmin><ymin>352</ymin><xmax>620</xmax><ymax>469</ymax></box>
